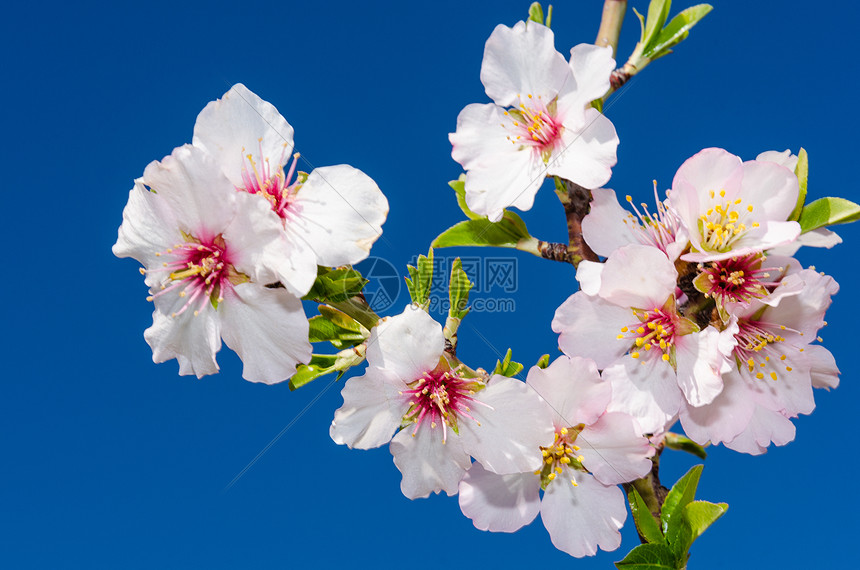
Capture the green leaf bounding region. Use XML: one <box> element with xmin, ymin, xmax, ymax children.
<box><xmin>432</xmin><ymin>211</ymin><xmax>532</xmax><ymax>249</ymax></box>
<box><xmin>528</xmin><ymin>2</ymin><xmax>544</xmax><ymax>24</ymax></box>
<box><xmin>536</xmin><ymin>354</ymin><xmax>550</xmax><ymax>369</ymax></box>
<box><xmin>492</xmin><ymin>348</ymin><xmax>524</xmax><ymax>378</ymax></box>
<box><xmin>788</xmin><ymin>148</ymin><xmax>808</xmax><ymax>222</ymax></box>
<box><xmin>627</xmin><ymin>487</ymin><xmax>666</xmax><ymax>545</ymax></box>
<box><xmin>798</xmin><ymin>196</ymin><xmax>860</xmax><ymax>232</ymax></box>
<box><xmin>615</xmin><ymin>543</ymin><xmax>679</xmax><ymax>570</ymax></box>
<box><xmin>670</xmin><ymin>501</ymin><xmax>728</xmax><ymax>559</ymax></box>
<box><xmin>289</xmin><ymin>354</ymin><xmax>338</xmax><ymax>390</ymax></box>
<box><xmin>663</xmin><ymin>432</ymin><xmax>708</xmax><ymax>460</ymax></box>
<box><xmin>303</xmin><ymin>266</ymin><xmax>368</xmax><ymax>303</ymax></box>
<box><xmin>661</xmin><ymin>465</ymin><xmax>703</xmax><ymax>544</ymax></box>
<box><xmin>643</xmin><ymin>0</ymin><xmax>672</xmax><ymax>48</ymax></box>
<box><xmin>308</xmin><ymin>306</ymin><xmax>367</xmax><ymax>349</ymax></box>
<box><xmin>405</xmin><ymin>248</ymin><xmax>434</xmax><ymax>309</ymax></box>
<box><xmin>449</xmin><ymin>177</ymin><xmax>481</xmax><ymax>220</ymax></box>
<box><xmin>645</xmin><ymin>4</ymin><xmax>713</xmax><ymax>60</ymax></box>
<box><xmin>448</xmin><ymin>258</ymin><xmax>473</xmax><ymax>321</ymax></box>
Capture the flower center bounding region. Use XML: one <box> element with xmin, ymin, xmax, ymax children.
<box><xmin>694</xmin><ymin>253</ymin><xmax>784</xmax><ymax>306</ymax></box>
<box><xmin>697</xmin><ymin>189</ymin><xmax>760</xmax><ymax>252</ymax></box>
<box><xmin>239</xmin><ymin>141</ymin><xmax>302</xmax><ymax>221</ymax></box>
<box><xmin>536</xmin><ymin>426</ymin><xmax>586</xmax><ymax>488</ymax></box>
<box><xmin>734</xmin><ymin>319</ymin><xmax>797</xmax><ymax>381</ymax></box>
<box><xmin>400</xmin><ymin>366</ymin><xmax>487</xmax><ymax>443</ymax></box>
<box><xmin>143</xmin><ymin>233</ymin><xmax>248</xmax><ymax>317</ymax></box>
<box><xmin>501</xmin><ymin>94</ymin><xmax>563</xmax><ymax>159</ymax></box>
<box><xmin>617</xmin><ymin>305</ymin><xmax>681</xmax><ymax>363</ymax></box>
<box><xmin>622</xmin><ymin>184</ymin><xmax>681</xmax><ymax>255</ymax></box>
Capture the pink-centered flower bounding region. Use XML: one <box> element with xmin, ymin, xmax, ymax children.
<box><xmin>449</xmin><ymin>21</ymin><xmax>619</xmax><ymax>222</ymax></box>
<box><xmin>193</xmin><ymin>83</ymin><xmax>388</xmax><ymax>297</ymax></box>
<box><xmin>680</xmin><ymin>268</ymin><xmax>839</xmax><ymax>454</ymax></box>
<box><xmin>113</xmin><ymin>144</ymin><xmax>312</xmax><ymax>382</ymax></box>
<box><xmin>668</xmin><ymin>148</ymin><xmax>801</xmax><ymax>262</ymax></box>
<box><xmin>459</xmin><ymin>356</ymin><xmax>653</xmax><ymax>558</ymax></box>
<box><xmin>552</xmin><ymin>244</ymin><xmax>736</xmax><ymax>433</ymax></box>
<box><xmin>329</xmin><ymin>305</ymin><xmax>554</xmax><ymax>499</ymax></box>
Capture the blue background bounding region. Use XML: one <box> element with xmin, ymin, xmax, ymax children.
<box><xmin>3</xmin><ymin>1</ymin><xmax>858</xmax><ymax>567</ymax></box>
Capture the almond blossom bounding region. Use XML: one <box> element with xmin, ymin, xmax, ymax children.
<box><xmin>449</xmin><ymin>20</ymin><xmax>618</xmax><ymax>222</ymax></box>
<box><xmin>552</xmin><ymin>244</ymin><xmax>735</xmax><ymax>433</ymax></box>
<box><xmin>113</xmin><ymin>144</ymin><xmax>312</xmax><ymax>382</ymax></box>
<box><xmin>193</xmin><ymin>83</ymin><xmax>388</xmax><ymax>297</ymax></box>
<box><xmin>679</xmin><ymin>268</ymin><xmax>839</xmax><ymax>453</ymax></box>
<box><xmin>458</xmin><ymin>356</ymin><xmax>653</xmax><ymax>558</ymax></box>
<box><xmin>329</xmin><ymin>306</ymin><xmax>554</xmax><ymax>499</ymax></box>
<box><xmin>668</xmin><ymin>147</ymin><xmax>801</xmax><ymax>262</ymax></box>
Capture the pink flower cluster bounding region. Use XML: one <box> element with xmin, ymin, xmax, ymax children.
<box><xmin>114</xmin><ymin>84</ymin><xmax>388</xmax><ymax>384</ymax></box>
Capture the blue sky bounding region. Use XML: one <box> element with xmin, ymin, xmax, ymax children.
<box><xmin>3</xmin><ymin>1</ymin><xmax>859</xmax><ymax>567</ymax></box>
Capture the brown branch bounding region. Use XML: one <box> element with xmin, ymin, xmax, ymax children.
<box><xmin>555</xmin><ymin>178</ymin><xmax>599</xmax><ymax>267</ymax></box>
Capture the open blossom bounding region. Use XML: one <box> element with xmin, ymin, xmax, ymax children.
<box><xmin>581</xmin><ymin>186</ymin><xmax>686</xmax><ymax>260</ymax></box>
<box><xmin>450</xmin><ymin>20</ymin><xmax>618</xmax><ymax>222</ymax></box>
<box><xmin>193</xmin><ymin>83</ymin><xmax>388</xmax><ymax>297</ymax></box>
<box><xmin>680</xmin><ymin>268</ymin><xmax>839</xmax><ymax>454</ymax></box>
<box><xmin>459</xmin><ymin>356</ymin><xmax>653</xmax><ymax>558</ymax></box>
<box><xmin>552</xmin><ymin>244</ymin><xmax>735</xmax><ymax>433</ymax></box>
<box><xmin>668</xmin><ymin>147</ymin><xmax>801</xmax><ymax>262</ymax></box>
<box><xmin>113</xmin><ymin>144</ymin><xmax>311</xmax><ymax>382</ymax></box>
<box><xmin>330</xmin><ymin>306</ymin><xmax>553</xmax><ymax>499</ymax></box>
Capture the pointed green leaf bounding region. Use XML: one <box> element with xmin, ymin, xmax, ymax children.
<box><xmin>432</xmin><ymin>211</ymin><xmax>531</xmax><ymax>249</ymax></box>
<box><xmin>448</xmin><ymin>258</ymin><xmax>473</xmax><ymax>320</ymax></box>
<box><xmin>670</xmin><ymin>501</ymin><xmax>728</xmax><ymax>559</ymax></box>
<box><xmin>615</xmin><ymin>543</ymin><xmax>679</xmax><ymax>570</ymax></box>
<box><xmin>788</xmin><ymin>147</ymin><xmax>808</xmax><ymax>222</ymax></box>
<box><xmin>643</xmin><ymin>0</ymin><xmax>672</xmax><ymax>48</ymax></box>
<box><xmin>645</xmin><ymin>4</ymin><xmax>712</xmax><ymax>59</ymax></box>
<box><xmin>663</xmin><ymin>432</ymin><xmax>708</xmax><ymax>459</ymax></box>
<box><xmin>289</xmin><ymin>354</ymin><xmax>338</xmax><ymax>390</ymax></box>
<box><xmin>303</xmin><ymin>266</ymin><xmax>368</xmax><ymax>303</ymax></box>
<box><xmin>628</xmin><ymin>487</ymin><xmax>666</xmax><ymax>545</ymax></box>
<box><xmin>528</xmin><ymin>2</ymin><xmax>544</xmax><ymax>24</ymax></box>
<box><xmin>492</xmin><ymin>348</ymin><xmax>524</xmax><ymax>378</ymax></box>
<box><xmin>405</xmin><ymin>249</ymin><xmax>434</xmax><ymax>309</ymax></box>
<box><xmin>449</xmin><ymin>177</ymin><xmax>481</xmax><ymax>220</ymax></box>
<box><xmin>661</xmin><ymin>465</ymin><xmax>703</xmax><ymax>544</ymax></box>
<box><xmin>318</xmin><ymin>305</ymin><xmax>364</xmax><ymax>333</ymax></box>
<box><xmin>798</xmin><ymin>197</ymin><xmax>860</xmax><ymax>233</ymax></box>
<box><xmin>536</xmin><ymin>354</ymin><xmax>550</xmax><ymax>369</ymax></box>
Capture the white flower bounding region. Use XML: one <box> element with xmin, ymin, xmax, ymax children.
<box><xmin>330</xmin><ymin>305</ymin><xmax>554</xmax><ymax>499</ymax></box>
<box><xmin>193</xmin><ymin>83</ymin><xmax>388</xmax><ymax>297</ymax></box>
<box><xmin>668</xmin><ymin>148</ymin><xmax>801</xmax><ymax>262</ymax></box>
<box><xmin>552</xmin><ymin>244</ymin><xmax>736</xmax><ymax>433</ymax></box>
<box><xmin>458</xmin><ymin>357</ymin><xmax>653</xmax><ymax>558</ymax></box>
<box><xmin>113</xmin><ymin>144</ymin><xmax>312</xmax><ymax>382</ymax></box>
<box><xmin>450</xmin><ymin>21</ymin><xmax>618</xmax><ymax>222</ymax></box>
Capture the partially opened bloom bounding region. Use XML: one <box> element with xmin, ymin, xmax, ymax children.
<box><xmin>193</xmin><ymin>83</ymin><xmax>388</xmax><ymax>296</ymax></box>
<box><xmin>330</xmin><ymin>305</ymin><xmax>554</xmax><ymax>499</ymax></box>
<box><xmin>450</xmin><ymin>21</ymin><xmax>618</xmax><ymax>222</ymax></box>
<box><xmin>668</xmin><ymin>148</ymin><xmax>801</xmax><ymax>262</ymax></box>
<box><xmin>113</xmin><ymin>144</ymin><xmax>312</xmax><ymax>382</ymax></box>
<box><xmin>680</xmin><ymin>268</ymin><xmax>839</xmax><ymax>453</ymax></box>
<box><xmin>552</xmin><ymin>244</ymin><xmax>735</xmax><ymax>433</ymax></box>
<box><xmin>459</xmin><ymin>356</ymin><xmax>653</xmax><ymax>558</ymax></box>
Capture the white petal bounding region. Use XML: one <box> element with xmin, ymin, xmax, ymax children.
<box><xmin>218</xmin><ymin>283</ymin><xmax>311</xmax><ymax>384</ymax></box>
<box><xmin>552</xmin><ymin>293</ymin><xmax>632</xmax><ymax>368</ymax></box>
<box><xmin>450</xmin><ymin>103</ymin><xmax>518</xmax><ymax>169</ymax></box>
<box><xmin>604</xmin><ymin>356</ymin><xmax>681</xmax><ymax>434</ymax></box>
<box><xmin>598</xmin><ymin>244</ymin><xmax>676</xmax><ymax>309</ymax></box>
<box><xmin>480</xmin><ymin>21</ymin><xmax>570</xmax><ymax>106</ymax></box>
<box><xmin>574</xmin><ymin>261</ymin><xmax>603</xmax><ymax>296</ymax></box>
<box><xmin>546</xmin><ymin>109</ymin><xmax>618</xmax><ymax>189</ymax></box>
<box><xmin>739</xmin><ymin>160</ymin><xmax>799</xmax><ymax>222</ymax></box>
<box><xmin>459</xmin><ymin>461</ymin><xmax>541</xmax><ymax>532</ymax></box>
<box><xmin>671</xmin><ymin>148</ymin><xmax>744</xmax><ymax>202</ymax></box>
<box><xmin>526</xmin><ymin>356</ymin><xmax>609</xmax><ymax>427</ymax></box>
<box><xmin>367</xmin><ymin>306</ymin><xmax>443</xmax><ymax>381</ymax></box>
<box><xmin>330</xmin><ymin>367</ymin><xmax>408</xmax><ymax>450</ymax></box>
<box><xmin>577</xmin><ymin>412</ymin><xmax>654</xmax><ymax>485</ymax></box>
<box><xmin>556</xmin><ymin>44</ymin><xmax>615</xmax><ymax>124</ymax></box>
<box><xmin>390</xmin><ymin>425</ymin><xmax>470</xmax><ymax>499</ymax></box>
<box><xmin>192</xmin><ymin>83</ymin><xmax>295</xmax><ymax>188</ymax></box>
<box><xmin>290</xmin><ymin>165</ymin><xmax>388</xmax><ymax>267</ymax></box>
<box><xmin>769</xmin><ymin>227</ymin><xmax>842</xmax><ymax>256</ymax></box>
<box><xmin>679</xmin><ymin>369</ymin><xmax>757</xmax><ymax>446</ymax></box>
<box><xmin>141</xmin><ymin>145</ymin><xmax>236</xmax><ymax>241</ymax></box>
<box><xmin>459</xmin><ymin>376</ymin><xmax>555</xmax><ymax>474</ymax></box>
<box><xmin>541</xmin><ymin>469</ymin><xmax>626</xmax><ymax>558</ymax></box>
<box><xmin>674</xmin><ymin>328</ymin><xmax>729</xmax><ymax>407</ymax></box>
<box><xmin>756</xmin><ymin>149</ymin><xmax>797</xmax><ymax>170</ymax></box>
<box><xmin>806</xmin><ymin>345</ymin><xmax>840</xmax><ymax>390</ymax></box>
<box><xmin>725</xmin><ymin>406</ymin><xmax>796</xmax><ymax>455</ymax></box>
<box><xmin>463</xmin><ymin>146</ymin><xmax>543</xmax><ymax>223</ymax></box>
<box><xmin>581</xmin><ymin>188</ymin><xmax>641</xmax><ymax>257</ymax></box>
<box><xmin>144</xmin><ymin>293</ymin><xmax>221</xmax><ymax>378</ymax></box>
